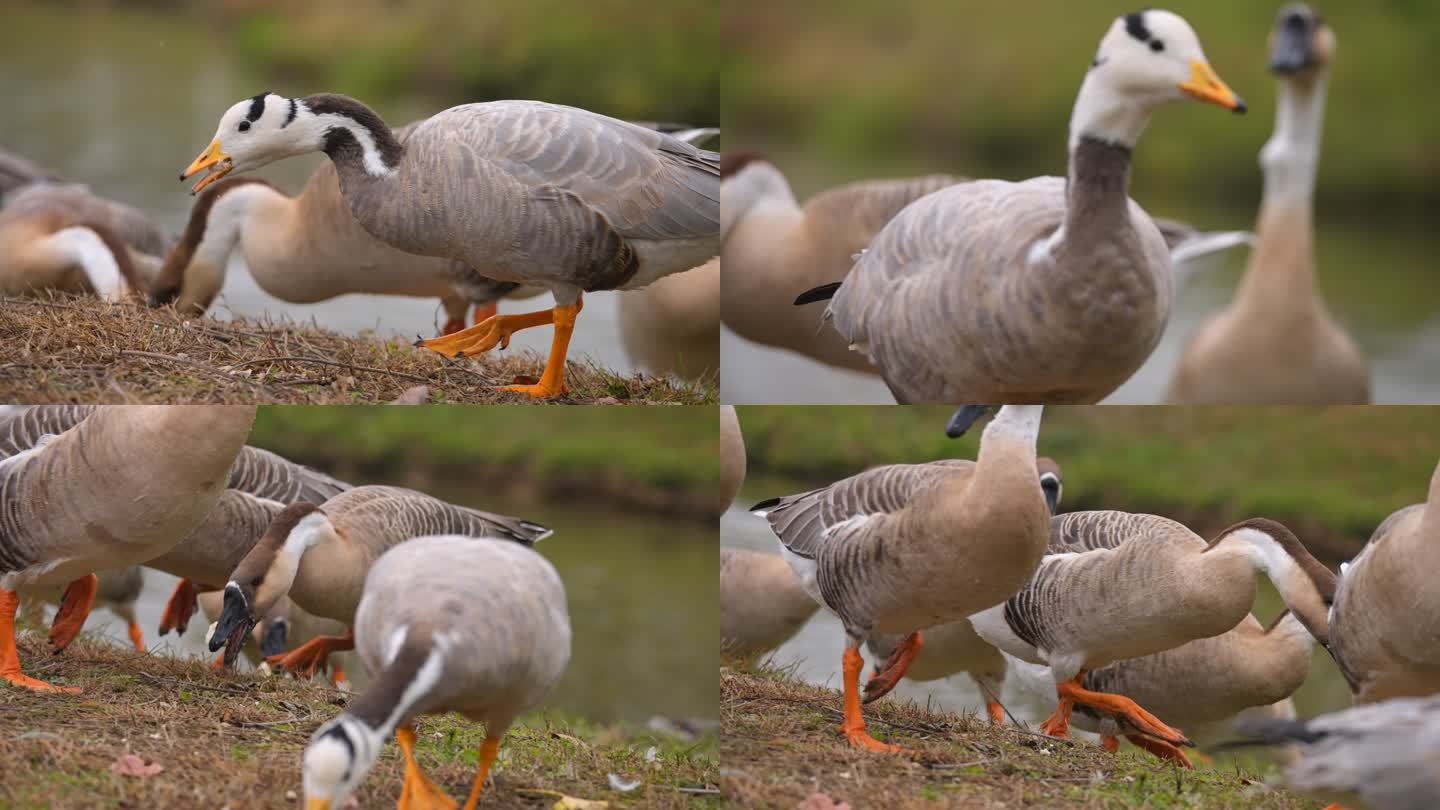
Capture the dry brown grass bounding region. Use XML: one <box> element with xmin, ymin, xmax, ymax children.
<box><xmin>720</xmin><ymin>666</ymin><xmax>1320</xmax><ymax>809</ymax></box>
<box><xmin>0</xmin><ymin>294</ymin><xmax>715</xmax><ymax>404</ymax></box>
<box><xmin>0</xmin><ymin>634</ymin><xmax>718</xmax><ymax>809</ymax></box>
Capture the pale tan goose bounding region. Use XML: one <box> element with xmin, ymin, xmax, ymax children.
<box><xmin>969</xmin><ymin>512</ymin><xmax>1335</xmax><ymax>755</ymax></box>
<box><xmin>796</xmin><ymin>11</ymin><xmax>1244</xmax><ymax>403</ymax></box>
<box><xmin>182</xmin><ymin>94</ymin><xmax>719</xmax><ymax>398</ymax></box>
<box><xmin>1231</xmin><ymin>693</ymin><xmax>1440</xmax><ymax>810</ymax></box>
<box><xmin>619</xmin><ymin>256</ymin><xmax>719</xmax><ymax>380</ymax></box>
<box><xmin>1168</xmin><ymin>4</ymin><xmax>1368</xmax><ymax>404</ymax></box>
<box><xmin>752</xmin><ymin>405</ymin><xmax>1050</xmax><ymax>751</ymax></box>
<box><xmin>209</xmin><ymin>486</ymin><xmax>552</xmax><ymax>674</ymax></box>
<box><xmin>1018</xmin><ymin>609</ymin><xmax>1317</xmax><ymax>767</ymax></box>
<box><xmin>864</xmin><ymin>457</ymin><xmax>1064</xmax><ymax>724</ymax></box>
<box><xmin>720</xmin><ymin>547</ymin><xmax>818</xmax><ymax>658</ymax></box>
<box><xmin>1328</xmin><ymin>458</ymin><xmax>1440</xmax><ymax>704</ymax></box>
<box><xmin>0</xmin><ymin>405</ymin><xmax>255</xmax><ymax>691</ymax></box>
<box><xmin>720</xmin><ymin>404</ymin><xmax>746</xmax><ymax>509</ymax></box>
<box><xmin>0</xmin><ymin>182</ymin><xmax>171</xmax><ymax>301</ymax></box>
<box><xmin>148</xmin><ymin>123</ymin><xmax>539</xmax><ymax>335</ymax></box>
<box><xmin>303</xmin><ymin>534</ymin><xmax>569</xmax><ymax>810</ymax></box>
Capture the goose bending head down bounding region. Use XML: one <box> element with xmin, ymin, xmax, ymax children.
<box><xmin>182</xmin><ymin>92</ymin><xmax>719</xmax><ymax>398</ymax></box>
<box><xmin>799</xmin><ymin>10</ymin><xmax>1244</xmax><ymax>404</ymax></box>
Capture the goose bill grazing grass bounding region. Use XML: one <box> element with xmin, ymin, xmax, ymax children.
<box><xmin>797</xmin><ymin>10</ymin><xmax>1244</xmax><ymax>404</ymax></box>
<box><xmin>181</xmin><ymin>93</ymin><xmax>718</xmax><ymax>399</ymax></box>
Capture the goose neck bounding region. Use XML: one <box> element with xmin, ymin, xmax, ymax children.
<box><xmin>1060</xmin><ymin>135</ymin><xmax>1136</xmax><ymax>246</ymax></box>
<box><xmin>721</xmin><ymin>161</ymin><xmax>799</xmax><ymax>244</ymax></box>
<box><xmin>1259</xmin><ymin>75</ymin><xmax>1327</xmax><ymax>202</ymax></box>
<box><xmin>1209</xmin><ymin>522</ymin><xmax>1334</xmax><ymax>644</ymax></box>
<box><xmin>978</xmin><ymin>405</ymin><xmax>1044</xmax><ymax>458</ymax></box>
<box><xmin>346</xmin><ymin>628</ymin><xmax>445</xmax><ymax>734</ymax></box>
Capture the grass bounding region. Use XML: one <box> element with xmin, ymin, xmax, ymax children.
<box><xmin>737</xmin><ymin>405</ymin><xmax>1440</xmax><ymax>559</ymax></box>
<box><xmin>720</xmin><ymin>664</ymin><xmax>1318</xmax><ymax>810</ymax></box>
<box><xmin>0</xmin><ymin>295</ymin><xmax>715</xmax><ymax>405</ymax></box>
<box><xmin>0</xmin><ymin>634</ymin><xmax>718</xmax><ymax>810</ymax></box>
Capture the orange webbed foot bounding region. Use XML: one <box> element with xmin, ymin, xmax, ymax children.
<box><xmin>986</xmin><ymin>700</ymin><xmax>1006</xmax><ymax>727</ymax></box>
<box><xmin>126</xmin><ymin>620</ymin><xmax>146</xmax><ymax>653</ymax></box>
<box><xmin>49</xmin><ymin>574</ymin><xmax>99</xmax><ymax>653</ymax></box>
<box><xmin>1126</xmin><ymin>734</ymin><xmax>1195</xmax><ymax>768</ymax></box>
<box><xmin>158</xmin><ymin>578</ymin><xmax>204</xmax><ymax>637</ymax></box>
<box><xmin>862</xmin><ymin>631</ymin><xmax>923</xmax><ymax>704</ymax></box>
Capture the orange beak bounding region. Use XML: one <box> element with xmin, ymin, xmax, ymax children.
<box><xmin>1179</xmin><ymin>60</ymin><xmax>1246</xmax><ymax>113</ymax></box>
<box><xmin>180</xmin><ymin>140</ymin><xmax>233</xmax><ymax>195</ymax></box>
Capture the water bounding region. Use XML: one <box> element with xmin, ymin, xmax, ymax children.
<box><xmin>722</xmin><ymin>484</ymin><xmax>1354</xmax><ymax>749</ymax></box>
<box><xmin>73</xmin><ymin>481</ymin><xmax>718</xmax><ymax>727</ymax></box>
<box><xmin>0</xmin><ymin>4</ymin><xmax>635</xmax><ymax>373</ymax></box>
<box><xmin>720</xmin><ymin>159</ymin><xmax>1440</xmax><ymax>405</ymax></box>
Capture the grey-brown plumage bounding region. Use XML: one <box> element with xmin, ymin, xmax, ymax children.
<box><xmin>1232</xmin><ymin>693</ymin><xmax>1440</xmax><ymax>810</ymax></box>
<box><xmin>1328</xmin><ymin>460</ymin><xmax>1440</xmax><ymax>703</ymax></box>
<box><xmin>0</xmin><ymin>146</ymin><xmax>62</xmax><ymax>202</ymax></box>
<box><xmin>720</xmin><ymin>547</ymin><xmax>817</xmax><ymax>657</ymax></box>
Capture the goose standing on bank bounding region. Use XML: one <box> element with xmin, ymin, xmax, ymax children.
<box><xmin>970</xmin><ymin>512</ymin><xmax>1335</xmax><ymax>759</ymax></box>
<box><xmin>209</xmin><ymin>486</ymin><xmax>552</xmax><ymax>674</ymax></box>
<box><xmin>303</xmin><ymin>534</ymin><xmax>569</xmax><ymax>810</ymax></box>
<box><xmin>752</xmin><ymin>405</ymin><xmax>1051</xmax><ymax>751</ymax></box>
<box><xmin>0</xmin><ymin>405</ymin><xmax>254</xmax><ymax>691</ymax></box>
<box><xmin>796</xmin><ymin>10</ymin><xmax>1245</xmax><ymax>403</ymax></box>
<box><xmin>148</xmin><ymin>125</ymin><xmax>536</xmax><ymax>335</ymax></box>
<box><xmin>181</xmin><ymin>94</ymin><xmax>719</xmax><ymax>398</ymax></box>
<box><xmin>864</xmin><ymin>457</ymin><xmax>1064</xmax><ymax>725</ymax></box>
<box><xmin>1328</xmin><ymin>458</ymin><xmax>1440</xmax><ymax>704</ymax></box>
<box><xmin>1168</xmin><ymin>4</ymin><xmax>1368</xmax><ymax>404</ymax></box>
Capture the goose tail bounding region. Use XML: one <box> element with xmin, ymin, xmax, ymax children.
<box><xmin>794</xmin><ymin>282</ymin><xmax>842</xmax><ymax>306</ymax></box>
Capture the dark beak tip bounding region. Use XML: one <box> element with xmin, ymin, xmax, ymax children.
<box><xmin>1233</xmin><ymin>99</ymin><xmax>1248</xmax><ymax>114</ymax></box>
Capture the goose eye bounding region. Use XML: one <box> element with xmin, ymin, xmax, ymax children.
<box><xmin>239</xmin><ymin>121</ymin><xmax>251</xmax><ymax>132</ymax></box>
<box><xmin>1149</xmin><ymin>39</ymin><xmax>1164</xmax><ymax>52</ymax></box>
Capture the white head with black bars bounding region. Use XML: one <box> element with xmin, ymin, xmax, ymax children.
<box><xmin>1071</xmin><ymin>9</ymin><xmax>1245</xmax><ymax>149</ymax></box>
<box><xmin>302</xmin><ymin>714</ymin><xmax>383</xmax><ymax>810</ymax></box>
<box><xmin>181</xmin><ymin>91</ymin><xmax>400</xmax><ymax>194</ymax></box>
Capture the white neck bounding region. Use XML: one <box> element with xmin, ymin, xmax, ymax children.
<box><xmin>1266</xmin><ymin>610</ymin><xmax>1315</xmax><ymax>650</ymax></box>
<box><xmin>283</xmin><ymin>511</ymin><xmax>332</xmax><ymax>557</ymax></box>
<box><xmin>981</xmin><ymin>405</ymin><xmax>1044</xmax><ymax>453</ymax></box>
<box><xmin>49</xmin><ymin>227</ymin><xmax>125</xmax><ymax>301</ymax></box>
<box><xmin>1259</xmin><ymin>75</ymin><xmax>1327</xmax><ymax>203</ymax></box>
<box><xmin>291</xmin><ymin>101</ymin><xmax>397</xmax><ymax>178</ymax></box>
<box><xmin>1067</xmin><ymin>73</ymin><xmax>1154</xmax><ymax>153</ymax></box>
<box><xmin>1222</xmin><ymin>526</ymin><xmax>1299</xmax><ymax>581</ymax></box>
<box><xmin>377</xmin><ymin>638</ymin><xmax>447</xmax><ymax>735</ymax></box>
<box><xmin>721</xmin><ymin>162</ymin><xmax>799</xmax><ymax>243</ymax></box>
<box><xmin>193</xmin><ymin>183</ymin><xmax>279</xmax><ymax>272</ymax></box>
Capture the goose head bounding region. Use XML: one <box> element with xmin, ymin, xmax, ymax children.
<box><xmin>1073</xmin><ymin>10</ymin><xmax>1245</xmax><ymax>147</ymax></box>
<box><xmin>719</xmin><ymin>150</ymin><xmax>792</xmax><ymax>244</ymax></box>
<box><xmin>181</xmin><ymin>92</ymin><xmax>313</xmax><ymax>194</ymax></box>
<box><xmin>1037</xmin><ymin>457</ymin><xmax>1064</xmax><ymax>515</ymax></box>
<box><xmin>303</xmin><ymin>715</ymin><xmax>383</xmax><ymax>810</ymax></box>
<box><xmin>1268</xmin><ymin>4</ymin><xmax>1336</xmax><ymax>83</ymax></box>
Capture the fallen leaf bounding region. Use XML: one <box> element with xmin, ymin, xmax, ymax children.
<box><xmin>514</xmin><ymin>788</ymin><xmax>609</xmax><ymax>809</ymax></box>
<box><xmin>798</xmin><ymin>793</ymin><xmax>852</xmax><ymax>810</ymax></box>
<box><xmin>110</xmin><ymin>753</ymin><xmax>163</xmax><ymax>778</ymax></box>
<box><xmin>644</xmin><ymin>745</ymin><xmax>658</xmax><ymax>763</ymax></box>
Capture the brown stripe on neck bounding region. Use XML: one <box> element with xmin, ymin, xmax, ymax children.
<box><xmin>1205</xmin><ymin>517</ymin><xmax>1337</xmax><ymax>600</ymax></box>
<box><xmin>1066</xmin><ymin>136</ymin><xmax>1134</xmax><ymax>228</ymax></box>
<box><xmin>720</xmin><ymin>150</ymin><xmax>768</xmax><ymax>179</ymax></box>
<box><xmin>1263</xmin><ymin>608</ymin><xmax>1295</xmax><ymax>634</ymax></box>
<box><xmin>81</xmin><ymin>221</ymin><xmax>146</xmax><ymax>298</ymax></box>
<box><xmin>302</xmin><ymin>94</ymin><xmax>403</xmax><ymax>170</ymax></box>
<box><xmin>149</xmin><ymin>176</ymin><xmax>278</xmax><ymax>305</ymax></box>
<box><xmin>229</xmin><ymin>501</ymin><xmax>321</xmax><ymax>601</ymax></box>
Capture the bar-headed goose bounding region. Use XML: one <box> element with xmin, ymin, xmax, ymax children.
<box><xmin>720</xmin><ymin>404</ymin><xmax>745</xmax><ymax>510</ymax></box>
<box><xmin>796</xmin><ymin>10</ymin><xmax>1245</xmax><ymax>403</ymax></box>
<box><xmin>720</xmin><ymin>547</ymin><xmax>818</xmax><ymax>658</ymax></box>
<box><xmin>0</xmin><ymin>405</ymin><xmax>255</xmax><ymax>691</ymax></box>
<box><xmin>0</xmin><ymin>182</ymin><xmax>171</xmax><ymax>301</ymax></box>
<box><xmin>181</xmin><ymin>93</ymin><xmax>719</xmax><ymax>398</ymax></box>
<box><xmin>619</xmin><ymin>256</ymin><xmax>720</xmax><ymax>380</ymax></box>
<box><xmin>1013</xmin><ymin>609</ymin><xmax>1316</xmax><ymax>767</ymax></box>
<box><xmin>863</xmin><ymin>457</ymin><xmax>1064</xmax><ymax>724</ymax></box>
<box><xmin>209</xmin><ymin>486</ymin><xmax>552</xmax><ymax>675</ymax></box>
<box><xmin>970</xmin><ymin>512</ymin><xmax>1335</xmax><ymax>755</ymax></box>
<box><xmin>148</xmin><ymin>124</ymin><xmax>537</xmax><ymax>334</ymax></box>
<box><xmin>1328</xmin><ymin>458</ymin><xmax>1440</xmax><ymax>704</ymax></box>
<box><xmin>751</xmin><ymin>405</ymin><xmax>1050</xmax><ymax>751</ymax></box>
<box><xmin>303</xmin><ymin>534</ymin><xmax>569</xmax><ymax>810</ymax></box>
<box><xmin>1230</xmin><ymin>693</ymin><xmax>1440</xmax><ymax>809</ymax></box>
<box><xmin>1168</xmin><ymin>4</ymin><xmax>1368</xmax><ymax>404</ymax></box>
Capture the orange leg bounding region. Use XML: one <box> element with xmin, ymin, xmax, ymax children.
<box><xmin>331</xmin><ymin>665</ymin><xmax>348</xmax><ymax>690</ymax></box>
<box><xmin>1040</xmin><ymin>693</ymin><xmax>1075</xmax><ymax>738</ymax></box>
<box><xmin>159</xmin><ymin>578</ymin><xmax>206</xmax><ymax>636</ymax></box>
<box><xmin>863</xmin><ymin>631</ymin><xmax>923</xmax><ymax>704</ymax></box>
<box><xmin>460</xmin><ymin>735</ymin><xmax>503</xmax><ymax>810</ymax></box>
<box><xmin>126</xmin><ymin>620</ymin><xmax>146</xmax><ymax>653</ymax></box>
<box><xmin>1101</xmin><ymin>734</ymin><xmax>1120</xmax><ymax>753</ymax></box>
<box><xmin>472</xmin><ymin>301</ymin><xmax>499</xmax><ymax>325</ymax></box>
<box><xmin>0</xmin><ymin>588</ymin><xmax>77</xmax><ymax>692</ymax></box>
<box><xmin>266</xmin><ymin>629</ymin><xmax>354</xmax><ymax>678</ymax></box>
<box><xmin>986</xmin><ymin>700</ymin><xmax>1006</xmax><ymax>727</ymax></box>
<box><xmin>419</xmin><ymin>307</ymin><xmax>555</xmax><ymax>358</ymax></box>
<box><xmin>397</xmin><ymin>724</ymin><xmax>457</xmax><ymax>809</ymax></box>
<box><xmin>498</xmin><ymin>296</ymin><xmax>582</xmax><ymax>399</ymax></box>
<box><xmin>841</xmin><ymin>645</ymin><xmax>902</xmax><ymax>753</ymax></box>
<box><xmin>49</xmin><ymin>574</ymin><xmax>98</xmax><ymax>653</ymax></box>
<box><xmin>211</xmin><ymin>651</ymin><xmax>226</xmax><ymax>670</ymax></box>
<box><xmin>1126</xmin><ymin>734</ymin><xmax>1194</xmax><ymax>769</ymax></box>
<box><xmin>1052</xmin><ymin>673</ymin><xmax>1191</xmax><ymax>747</ymax></box>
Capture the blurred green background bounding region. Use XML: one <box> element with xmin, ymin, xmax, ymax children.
<box><xmin>720</xmin><ymin>1</ymin><xmax>1440</xmax><ymax>404</ymax></box>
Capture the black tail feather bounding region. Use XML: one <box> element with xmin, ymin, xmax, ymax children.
<box><xmin>794</xmin><ymin>282</ymin><xmax>842</xmax><ymax>305</ymax></box>
<box><xmin>750</xmin><ymin>497</ymin><xmax>782</xmax><ymax>513</ymax></box>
